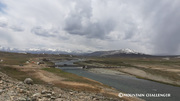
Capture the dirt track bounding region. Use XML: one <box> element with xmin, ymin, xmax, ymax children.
<box><xmin>12</xmin><ymin>64</ymin><xmax>99</xmax><ymax>89</ymax></box>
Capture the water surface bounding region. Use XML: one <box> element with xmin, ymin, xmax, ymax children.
<box><xmin>56</xmin><ymin>60</ymin><xmax>180</xmax><ymax>101</ymax></box>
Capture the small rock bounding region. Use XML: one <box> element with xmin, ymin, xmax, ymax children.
<box><xmin>18</xmin><ymin>97</ymin><xmax>26</xmax><ymax>101</ymax></box>
<box><xmin>58</xmin><ymin>94</ymin><xmax>62</xmax><ymax>98</ymax></box>
<box><xmin>31</xmin><ymin>97</ymin><xmax>37</xmax><ymax>101</ymax></box>
<box><xmin>51</xmin><ymin>91</ymin><xmax>55</xmax><ymax>95</ymax></box>
<box><xmin>24</xmin><ymin>78</ymin><xmax>33</xmax><ymax>85</ymax></box>
<box><xmin>41</xmin><ymin>90</ymin><xmax>47</xmax><ymax>94</ymax></box>
<box><xmin>45</xmin><ymin>93</ymin><xmax>52</xmax><ymax>98</ymax></box>
<box><xmin>0</xmin><ymin>89</ymin><xmax>4</xmax><ymax>94</ymax></box>
<box><xmin>92</xmin><ymin>96</ymin><xmax>99</xmax><ymax>101</ymax></box>
<box><xmin>93</xmin><ymin>98</ymin><xmax>99</xmax><ymax>101</ymax></box>
<box><xmin>69</xmin><ymin>92</ymin><xmax>73</xmax><ymax>95</ymax></box>
<box><xmin>18</xmin><ymin>89</ymin><xmax>26</xmax><ymax>93</ymax></box>
<box><xmin>38</xmin><ymin>97</ymin><xmax>47</xmax><ymax>101</ymax></box>
<box><xmin>0</xmin><ymin>80</ymin><xmax>2</xmax><ymax>83</ymax></box>
<box><xmin>17</xmin><ymin>82</ymin><xmax>24</xmax><ymax>86</ymax></box>
<box><xmin>51</xmin><ymin>96</ymin><xmax>56</xmax><ymax>100</ymax></box>
<box><xmin>32</xmin><ymin>93</ymin><xmax>41</xmax><ymax>98</ymax></box>
<box><xmin>55</xmin><ymin>98</ymin><xmax>64</xmax><ymax>101</ymax></box>
<box><xmin>26</xmin><ymin>97</ymin><xmax>31</xmax><ymax>101</ymax></box>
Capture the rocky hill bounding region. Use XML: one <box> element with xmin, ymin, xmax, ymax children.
<box><xmin>0</xmin><ymin>71</ymin><xmax>120</xmax><ymax>101</ymax></box>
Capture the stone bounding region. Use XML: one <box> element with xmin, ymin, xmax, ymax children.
<box><xmin>51</xmin><ymin>96</ymin><xmax>56</xmax><ymax>100</ymax></box>
<box><xmin>51</xmin><ymin>91</ymin><xmax>55</xmax><ymax>95</ymax></box>
<box><xmin>45</xmin><ymin>93</ymin><xmax>52</xmax><ymax>98</ymax></box>
<box><xmin>41</xmin><ymin>90</ymin><xmax>47</xmax><ymax>94</ymax></box>
<box><xmin>58</xmin><ymin>94</ymin><xmax>62</xmax><ymax>98</ymax></box>
<box><xmin>69</xmin><ymin>92</ymin><xmax>74</xmax><ymax>95</ymax></box>
<box><xmin>55</xmin><ymin>98</ymin><xmax>64</xmax><ymax>101</ymax></box>
<box><xmin>38</xmin><ymin>97</ymin><xmax>47</xmax><ymax>101</ymax></box>
<box><xmin>26</xmin><ymin>97</ymin><xmax>31</xmax><ymax>101</ymax></box>
<box><xmin>32</xmin><ymin>93</ymin><xmax>41</xmax><ymax>98</ymax></box>
<box><xmin>17</xmin><ymin>82</ymin><xmax>24</xmax><ymax>86</ymax></box>
<box><xmin>18</xmin><ymin>89</ymin><xmax>26</xmax><ymax>93</ymax></box>
<box><xmin>31</xmin><ymin>97</ymin><xmax>37</xmax><ymax>101</ymax></box>
<box><xmin>24</xmin><ymin>78</ymin><xmax>33</xmax><ymax>85</ymax></box>
<box><xmin>18</xmin><ymin>97</ymin><xmax>26</xmax><ymax>101</ymax></box>
<box><xmin>93</xmin><ymin>97</ymin><xmax>99</xmax><ymax>101</ymax></box>
<box><xmin>0</xmin><ymin>80</ymin><xmax>3</xmax><ymax>84</ymax></box>
<box><xmin>0</xmin><ymin>89</ymin><xmax>4</xmax><ymax>94</ymax></box>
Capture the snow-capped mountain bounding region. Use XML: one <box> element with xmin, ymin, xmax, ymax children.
<box><xmin>103</xmin><ymin>49</ymin><xmax>140</xmax><ymax>55</ymax></box>
<box><xmin>0</xmin><ymin>46</ymin><xmax>87</xmax><ymax>55</ymax></box>
<box><xmin>0</xmin><ymin>46</ymin><xmax>146</xmax><ymax>56</ymax></box>
<box><xmin>0</xmin><ymin>46</ymin><xmax>68</xmax><ymax>54</ymax></box>
<box><xmin>84</xmin><ymin>49</ymin><xmax>147</xmax><ymax>57</ymax></box>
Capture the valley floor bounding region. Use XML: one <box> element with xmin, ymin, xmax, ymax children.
<box><xmin>0</xmin><ymin>56</ymin><xmax>142</xmax><ymax>101</ymax></box>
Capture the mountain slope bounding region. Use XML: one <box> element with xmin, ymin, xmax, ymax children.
<box><xmin>84</xmin><ymin>49</ymin><xmax>149</xmax><ymax>57</ymax></box>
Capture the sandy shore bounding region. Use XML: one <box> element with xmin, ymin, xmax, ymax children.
<box><xmin>88</xmin><ymin>67</ymin><xmax>180</xmax><ymax>86</ymax></box>
<box><xmin>88</xmin><ymin>68</ymin><xmax>128</xmax><ymax>75</ymax></box>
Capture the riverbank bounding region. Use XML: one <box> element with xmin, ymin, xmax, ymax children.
<box><xmin>77</xmin><ymin>57</ymin><xmax>180</xmax><ymax>87</ymax></box>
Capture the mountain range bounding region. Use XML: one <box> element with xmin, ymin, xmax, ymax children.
<box><xmin>0</xmin><ymin>46</ymin><xmax>81</xmax><ymax>54</ymax></box>
<box><xmin>83</xmin><ymin>48</ymin><xmax>150</xmax><ymax>57</ymax></box>
<box><xmin>1</xmin><ymin>46</ymin><xmax>178</xmax><ymax>57</ymax></box>
<box><xmin>0</xmin><ymin>46</ymin><xmax>145</xmax><ymax>56</ymax></box>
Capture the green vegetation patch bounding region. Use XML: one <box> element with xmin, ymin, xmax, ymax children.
<box><xmin>83</xmin><ymin>57</ymin><xmax>180</xmax><ymax>66</ymax></box>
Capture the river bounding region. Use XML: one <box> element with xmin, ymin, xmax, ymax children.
<box><xmin>54</xmin><ymin>59</ymin><xmax>180</xmax><ymax>101</ymax></box>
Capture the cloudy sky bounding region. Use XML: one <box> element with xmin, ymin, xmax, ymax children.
<box><xmin>0</xmin><ymin>0</ymin><xmax>180</xmax><ymax>55</ymax></box>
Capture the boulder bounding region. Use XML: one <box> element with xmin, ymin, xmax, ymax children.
<box><xmin>24</xmin><ymin>78</ymin><xmax>33</xmax><ymax>85</ymax></box>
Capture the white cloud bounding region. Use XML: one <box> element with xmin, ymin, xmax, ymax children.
<box><xmin>0</xmin><ymin>0</ymin><xmax>180</xmax><ymax>55</ymax></box>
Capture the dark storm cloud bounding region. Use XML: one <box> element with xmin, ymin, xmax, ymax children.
<box><xmin>142</xmin><ymin>0</ymin><xmax>180</xmax><ymax>54</ymax></box>
<box><xmin>123</xmin><ymin>21</ymin><xmax>138</xmax><ymax>40</ymax></box>
<box><xmin>63</xmin><ymin>0</ymin><xmax>180</xmax><ymax>54</ymax></box>
<box><xmin>64</xmin><ymin>0</ymin><xmax>116</xmax><ymax>39</ymax></box>
<box><xmin>64</xmin><ymin>18</ymin><xmax>115</xmax><ymax>39</ymax></box>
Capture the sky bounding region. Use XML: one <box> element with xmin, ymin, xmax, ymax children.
<box><xmin>0</xmin><ymin>0</ymin><xmax>180</xmax><ymax>55</ymax></box>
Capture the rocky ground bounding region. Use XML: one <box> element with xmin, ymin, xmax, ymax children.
<box><xmin>0</xmin><ymin>71</ymin><xmax>121</xmax><ymax>101</ymax></box>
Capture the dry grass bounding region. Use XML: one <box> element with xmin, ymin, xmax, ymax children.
<box><xmin>0</xmin><ymin>65</ymin><xmax>45</xmax><ymax>84</ymax></box>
